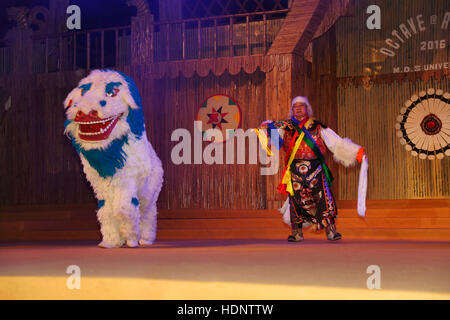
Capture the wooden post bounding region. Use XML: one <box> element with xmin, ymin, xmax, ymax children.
<box><xmin>229</xmin><ymin>17</ymin><xmax>233</xmax><ymax>57</ymax></box>
<box><xmin>182</xmin><ymin>22</ymin><xmax>186</xmax><ymax>60</ymax></box>
<box><xmin>246</xmin><ymin>15</ymin><xmax>250</xmax><ymax>56</ymax></box>
<box><xmin>214</xmin><ymin>19</ymin><xmax>217</xmax><ymax>58</ymax></box>
<box><xmin>263</xmin><ymin>14</ymin><xmax>267</xmax><ymax>53</ymax></box>
<box><xmin>130</xmin><ymin>14</ymin><xmax>154</xmax><ymax>65</ymax></box>
<box><xmin>197</xmin><ymin>20</ymin><xmax>201</xmax><ymax>59</ymax></box>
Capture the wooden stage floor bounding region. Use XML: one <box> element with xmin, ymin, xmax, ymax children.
<box><xmin>1</xmin><ymin>199</ymin><xmax>450</xmax><ymax>242</ymax></box>
<box><xmin>1</xmin><ymin>239</ymin><xmax>449</xmax><ymax>299</ymax></box>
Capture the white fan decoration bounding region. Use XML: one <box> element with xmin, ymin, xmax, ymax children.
<box><xmin>396</xmin><ymin>88</ymin><xmax>450</xmax><ymax>160</ymax></box>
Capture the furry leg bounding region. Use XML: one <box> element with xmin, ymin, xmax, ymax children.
<box><xmin>97</xmin><ymin>202</ymin><xmax>125</xmax><ymax>248</ymax></box>
<box><xmin>139</xmin><ymin>202</ymin><xmax>157</xmax><ymax>245</ymax></box>
<box><xmin>138</xmin><ymin>174</ymin><xmax>162</xmax><ymax>246</ymax></box>
<box><xmin>112</xmin><ymin>184</ymin><xmax>141</xmax><ymax>248</ymax></box>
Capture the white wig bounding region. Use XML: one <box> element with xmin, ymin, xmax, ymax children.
<box><xmin>289</xmin><ymin>96</ymin><xmax>313</xmax><ymax>118</ymax></box>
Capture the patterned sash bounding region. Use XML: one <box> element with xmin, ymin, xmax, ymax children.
<box><xmin>291</xmin><ymin>120</ymin><xmax>334</xmax><ymax>187</ymax></box>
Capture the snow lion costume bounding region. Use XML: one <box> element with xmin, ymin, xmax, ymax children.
<box><xmin>64</xmin><ymin>69</ymin><xmax>163</xmax><ymax>248</ymax></box>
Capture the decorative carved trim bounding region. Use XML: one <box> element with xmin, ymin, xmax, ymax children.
<box><xmin>140</xmin><ymin>54</ymin><xmax>292</xmax><ymax>79</ymax></box>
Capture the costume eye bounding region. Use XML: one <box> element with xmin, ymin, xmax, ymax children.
<box><xmin>79</xmin><ymin>83</ymin><xmax>92</xmax><ymax>96</ymax></box>
<box><xmin>106</xmin><ymin>88</ymin><xmax>120</xmax><ymax>97</ymax></box>
<box><xmin>105</xmin><ymin>82</ymin><xmax>122</xmax><ymax>98</ymax></box>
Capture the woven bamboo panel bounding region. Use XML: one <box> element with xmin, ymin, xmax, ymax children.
<box><xmin>134</xmin><ymin>68</ymin><xmax>270</xmax><ymax>210</ymax></box>
<box><xmin>337</xmin><ymin>77</ymin><xmax>450</xmax><ymax>200</ymax></box>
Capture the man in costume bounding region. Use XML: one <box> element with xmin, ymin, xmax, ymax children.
<box><xmin>258</xmin><ymin>96</ymin><xmax>367</xmax><ymax>242</ymax></box>
<box><xmin>64</xmin><ymin>69</ymin><xmax>164</xmax><ymax>248</ymax></box>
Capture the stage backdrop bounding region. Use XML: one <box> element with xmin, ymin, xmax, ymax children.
<box><xmin>334</xmin><ymin>0</ymin><xmax>449</xmax><ymax>200</ymax></box>
<box><xmin>0</xmin><ymin>0</ymin><xmax>448</xmax><ymax>209</ymax></box>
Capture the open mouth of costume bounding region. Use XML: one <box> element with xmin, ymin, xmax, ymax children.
<box><xmin>74</xmin><ymin>112</ymin><xmax>123</xmax><ymax>141</ymax></box>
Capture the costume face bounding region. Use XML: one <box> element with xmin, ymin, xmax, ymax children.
<box><xmin>63</xmin><ymin>70</ymin><xmax>143</xmax><ymax>150</ymax></box>
<box><xmin>292</xmin><ymin>103</ymin><xmax>307</xmax><ymax>120</ymax></box>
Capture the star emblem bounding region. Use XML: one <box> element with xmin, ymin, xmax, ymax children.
<box><xmin>206</xmin><ymin>106</ymin><xmax>228</xmax><ymax>130</ymax></box>
<box><xmin>196</xmin><ymin>95</ymin><xmax>241</xmax><ymax>143</ymax></box>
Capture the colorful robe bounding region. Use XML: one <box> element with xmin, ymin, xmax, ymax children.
<box><xmin>259</xmin><ymin>117</ymin><xmax>367</xmax><ymax>230</ymax></box>
<box><xmin>269</xmin><ymin>118</ymin><xmax>337</xmax><ymax>230</ymax></box>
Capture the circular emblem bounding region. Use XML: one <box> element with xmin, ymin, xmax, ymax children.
<box><xmin>396</xmin><ymin>89</ymin><xmax>450</xmax><ymax>160</ymax></box>
<box><xmin>420</xmin><ymin>114</ymin><xmax>442</xmax><ymax>135</ymax></box>
<box><xmin>196</xmin><ymin>94</ymin><xmax>241</xmax><ymax>143</ymax></box>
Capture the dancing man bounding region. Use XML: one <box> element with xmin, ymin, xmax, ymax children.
<box><xmin>258</xmin><ymin>96</ymin><xmax>368</xmax><ymax>242</ymax></box>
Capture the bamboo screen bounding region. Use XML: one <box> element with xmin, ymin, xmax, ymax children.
<box><xmin>334</xmin><ymin>0</ymin><xmax>449</xmax><ymax>200</ymax></box>
<box><xmin>135</xmin><ymin>69</ymin><xmax>269</xmax><ymax>209</ymax></box>
<box><xmin>337</xmin><ymin>78</ymin><xmax>449</xmax><ymax>200</ymax></box>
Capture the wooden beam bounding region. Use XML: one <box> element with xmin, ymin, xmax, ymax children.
<box><xmin>214</xmin><ymin>19</ymin><xmax>217</xmax><ymax>58</ymax></box>
<box><xmin>267</xmin><ymin>0</ymin><xmax>331</xmax><ymax>56</ymax></box>
<box><xmin>197</xmin><ymin>20</ymin><xmax>201</xmax><ymax>59</ymax></box>
<box><xmin>263</xmin><ymin>14</ymin><xmax>267</xmax><ymax>53</ymax></box>
<box><xmin>182</xmin><ymin>22</ymin><xmax>186</xmax><ymax>60</ymax></box>
<box><xmin>229</xmin><ymin>17</ymin><xmax>233</xmax><ymax>57</ymax></box>
<box><xmin>246</xmin><ymin>15</ymin><xmax>250</xmax><ymax>56</ymax></box>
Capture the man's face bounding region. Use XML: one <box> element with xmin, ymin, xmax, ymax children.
<box><xmin>293</xmin><ymin>103</ymin><xmax>307</xmax><ymax>119</ymax></box>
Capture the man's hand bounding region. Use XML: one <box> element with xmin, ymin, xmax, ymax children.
<box><xmin>259</xmin><ymin>120</ymin><xmax>273</xmax><ymax>129</ymax></box>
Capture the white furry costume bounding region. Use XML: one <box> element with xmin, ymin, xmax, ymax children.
<box><xmin>64</xmin><ymin>69</ymin><xmax>163</xmax><ymax>248</ymax></box>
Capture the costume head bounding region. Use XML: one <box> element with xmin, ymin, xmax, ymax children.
<box><xmin>64</xmin><ymin>69</ymin><xmax>145</xmax><ymax>151</ymax></box>
<box><xmin>289</xmin><ymin>96</ymin><xmax>313</xmax><ymax>119</ymax></box>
